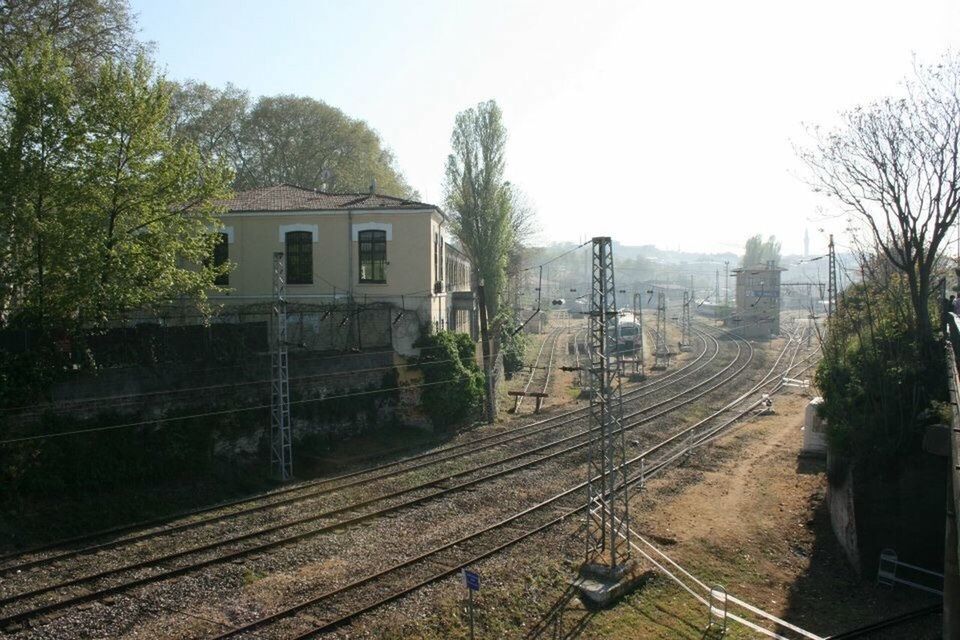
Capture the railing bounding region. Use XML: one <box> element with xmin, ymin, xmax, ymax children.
<box><xmin>940</xmin><ymin>314</ymin><xmax>960</xmax><ymax>637</ymax></box>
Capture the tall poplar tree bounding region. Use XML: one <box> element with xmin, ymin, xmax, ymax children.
<box><xmin>444</xmin><ymin>100</ymin><xmax>519</xmax><ymax>321</ymax></box>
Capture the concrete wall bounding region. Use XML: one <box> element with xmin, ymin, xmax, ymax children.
<box><xmin>827</xmin><ymin>453</ymin><xmax>862</xmax><ymax>575</ymax></box>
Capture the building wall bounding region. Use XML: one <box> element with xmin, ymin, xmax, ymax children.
<box><xmin>733</xmin><ymin>266</ymin><xmax>783</xmax><ymax>337</ymax></box>
<box><xmin>214</xmin><ymin>208</ymin><xmax>451</xmax><ymax>323</ymax></box>
<box><xmin>211</xmin><ymin>208</ymin><xmax>475</xmax><ymax>353</ymax></box>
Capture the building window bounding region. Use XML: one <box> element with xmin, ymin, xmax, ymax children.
<box><xmin>358</xmin><ymin>229</ymin><xmax>386</xmax><ymax>283</ymax></box>
<box><xmin>213</xmin><ymin>232</ymin><xmax>229</xmax><ymax>285</ymax></box>
<box><xmin>285</xmin><ymin>231</ymin><xmax>313</xmax><ymax>284</ymax></box>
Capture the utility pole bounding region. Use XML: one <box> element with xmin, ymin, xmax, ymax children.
<box><xmin>653</xmin><ymin>291</ymin><xmax>669</xmax><ymax>370</ymax></box>
<box><xmin>715</xmin><ymin>269</ymin><xmax>720</xmax><ymax>302</ymax></box>
<box><xmin>271</xmin><ymin>252</ymin><xmax>293</xmax><ymax>481</ymax></box>
<box><xmin>827</xmin><ymin>234</ymin><xmax>837</xmax><ymax>319</ymax></box>
<box><xmin>477</xmin><ymin>282</ymin><xmax>495</xmax><ymax>423</ymax></box>
<box><xmin>583</xmin><ymin>236</ymin><xmax>631</xmax><ymax>576</ymax></box>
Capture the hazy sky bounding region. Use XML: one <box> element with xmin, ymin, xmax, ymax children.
<box><xmin>131</xmin><ymin>0</ymin><xmax>960</xmax><ymax>256</ymax></box>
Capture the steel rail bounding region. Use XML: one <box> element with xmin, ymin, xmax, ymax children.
<box><xmin>0</xmin><ymin>331</ymin><xmax>712</xmax><ymax>576</ymax></box>
<box><xmin>0</xmin><ymin>329</ymin><xmax>742</xmax><ymax>627</ymax></box>
<box><xmin>213</xmin><ymin>330</ymin><xmax>812</xmax><ymax>639</ymax></box>
<box><xmin>515</xmin><ymin>326</ymin><xmax>563</xmax><ymax>412</ymax></box>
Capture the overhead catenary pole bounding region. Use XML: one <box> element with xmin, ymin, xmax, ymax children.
<box><xmin>270</xmin><ymin>252</ymin><xmax>293</xmax><ymax>481</ymax></box>
<box><xmin>632</xmin><ymin>292</ymin><xmax>645</xmax><ymax>378</ymax></box>
<box><xmin>724</xmin><ymin>260</ymin><xmax>730</xmax><ymax>307</ymax></box>
<box><xmin>653</xmin><ymin>291</ymin><xmax>669</xmax><ymax>370</ymax></box>
<box><xmin>584</xmin><ymin>237</ymin><xmax>631</xmax><ymax>570</ymax></box>
<box><xmin>827</xmin><ymin>234</ymin><xmax>837</xmax><ymax>319</ymax></box>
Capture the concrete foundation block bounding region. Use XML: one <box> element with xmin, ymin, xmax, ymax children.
<box><xmin>577</xmin><ymin>561</ymin><xmax>643</xmax><ymax>608</ymax></box>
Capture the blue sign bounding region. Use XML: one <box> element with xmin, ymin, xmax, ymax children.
<box><xmin>462</xmin><ymin>569</ymin><xmax>480</xmax><ymax>591</ymax></box>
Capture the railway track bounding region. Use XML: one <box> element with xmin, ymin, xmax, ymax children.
<box><xmin>0</xmin><ymin>325</ymin><xmax>713</xmax><ymax>576</ymax></box>
<box><xmin>205</xmin><ymin>329</ymin><xmax>817</xmax><ymax>639</ymax></box>
<box><xmin>0</xmin><ymin>326</ymin><xmax>749</xmax><ymax>631</ymax></box>
<box><xmin>513</xmin><ymin>325</ymin><xmax>565</xmax><ymax>412</ymax></box>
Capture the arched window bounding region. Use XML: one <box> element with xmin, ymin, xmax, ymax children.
<box><xmin>358</xmin><ymin>229</ymin><xmax>387</xmax><ymax>283</ymax></box>
<box><xmin>285</xmin><ymin>231</ymin><xmax>313</xmax><ymax>284</ymax></box>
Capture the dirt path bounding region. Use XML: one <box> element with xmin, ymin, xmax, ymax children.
<box><xmin>589</xmin><ymin>391</ymin><xmax>942</xmax><ymax>639</ymax></box>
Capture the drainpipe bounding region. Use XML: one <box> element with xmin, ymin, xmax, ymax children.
<box><xmin>347</xmin><ymin>210</ymin><xmax>354</xmax><ymax>301</ymax></box>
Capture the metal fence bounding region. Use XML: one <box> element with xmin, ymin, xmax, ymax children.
<box><xmin>939</xmin><ymin>315</ymin><xmax>960</xmax><ymax>637</ymax></box>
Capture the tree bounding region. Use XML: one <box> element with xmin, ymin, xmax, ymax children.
<box><xmin>800</xmin><ymin>54</ymin><xmax>960</xmax><ymax>345</ymax></box>
<box><xmin>0</xmin><ymin>45</ymin><xmax>232</xmax><ymax>331</ymax></box>
<box><xmin>741</xmin><ymin>234</ymin><xmax>781</xmax><ymax>267</ymax></box>
<box><xmin>0</xmin><ymin>42</ymin><xmax>82</xmax><ymax>327</ymax></box>
<box><xmin>0</xmin><ymin>0</ymin><xmax>139</xmax><ymax>76</ymax></box>
<box><xmin>167</xmin><ymin>80</ymin><xmax>249</xmax><ymax>170</ymax></box>
<box><xmin>168</xmin><ymin>87</ymin><xmax>416</xmax><ymax>197</ymax></box>
<box><xmin>444</xmin><ymin>100</ymin><xmax>532</xmax><ymax>321</ymax></box>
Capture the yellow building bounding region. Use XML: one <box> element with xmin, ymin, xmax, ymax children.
<box><xmin>208</xmin><ymin>184</ymin><xmax>474</xmax><ymax>353</ymax></box>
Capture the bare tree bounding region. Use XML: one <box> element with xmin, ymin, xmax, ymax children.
<box><xmin>800</xmin><ymin>54</ymin><xmax>960</xmax><ymax>345</ymax></box>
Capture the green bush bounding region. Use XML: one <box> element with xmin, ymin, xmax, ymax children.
<box><xmin>416</xmin><ymin>331</ymin><xmax>484</xmax><ymax>429</ymax></box>
<box><xmin>499</xmin><ymin>328</ymin><xmax>528</xmax><ymax>379</ymax></box>
<box><xmin>815</xmin><ymin>274</ymin><xmax>946</xmax><ymax>479</ymax></box>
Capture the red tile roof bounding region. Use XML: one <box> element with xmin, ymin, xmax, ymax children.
<box><xmin>217</xmin><ymin>183</ymin><xmax>438</xmax><ymax>213</ymax></box>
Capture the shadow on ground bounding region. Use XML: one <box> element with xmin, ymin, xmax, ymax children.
<box><xmin>779</xmin><ymin>455</ymin><xmax>941</xmax><ymax>640</ymax></box>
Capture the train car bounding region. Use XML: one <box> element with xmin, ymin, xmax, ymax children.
<box><xmin>617</xmin><ymin>311</ymin><xmax>643</xmax><ymax>355</ymax></box>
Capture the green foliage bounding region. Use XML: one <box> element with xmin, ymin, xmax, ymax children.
<box><xmin>0</xmin><ymin>43</ymin><xmax>232</xmax><ymax>332</ymax></box>
<box><xmin>0</xmin><ymin>0</ymin><xmax>139</xmax><ymax>75</ymax></box>
<box><xmin>416</xmin><ymin>331</ymin><xmax>484</xmax><ymax>429</ymax></box>
<box><xmin>444</xmin><ymin>100</ymin><xmax>529</xmax><ymax>321</ymax></box>
<box><xmin>814</xmin><ymin>274</ymin><xmax>945</xmax><ymax>480</ymax></box>
<box><xmin>168</xmin><ymin>84</ymin><xmax>415</xmax><ymax>198</ymax></box>
<box><xmin>741</xmin><ymin>234</ymin><xmax>781</xmax><ymax>267</ymax></box>
<box><xmin>498</xmin><ymin>321</ymin><xmax>528</xmax><ymax>379</ymax></box>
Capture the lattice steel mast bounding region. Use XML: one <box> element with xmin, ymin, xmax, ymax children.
<box><xmin>585</xmin><ymin>237</ymin><xmax>631</xmax><ymax>569</ymax></box>
<box><xmin>653</xmin><ymin>291</ymin><xmax>669</xmax><ymax>370</ymax></box>
<box><xmin>680</xmin><ymin>290</ymin><xmax>692</xmax><ymax>351</ymax></box>
<box><xmin>271</xmin><ymin>252</ymin><xmax>293</xmax><ymax>481</ymax></box>
<box><xmin>632</xmin><ymin>292</ymin><xmax>645</xmax><ymax>378</ymax></box>
<box><xmin>827</xmin><ymin>234</ymin><xmax>837</xmax><ymax>319</ymax></box>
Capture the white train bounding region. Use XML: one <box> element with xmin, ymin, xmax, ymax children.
<box><xmin>617</xmin><ymin>311</ymin><xmax>643</xmax><ymax>355</ymax></box>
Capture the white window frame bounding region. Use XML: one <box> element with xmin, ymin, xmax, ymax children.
<box><xmin>278</xmin><ymin>223</ymin><xmax>319</xmax><ymax>243</ymax></box>
<box><xmin>351</xmin><ymin>222</ymin><xmax>393</xmax><ymax>241</ymax></box>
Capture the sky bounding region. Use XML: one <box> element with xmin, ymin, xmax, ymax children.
<box><xmin>130</xmin><ymin>0</ymin><xmax>960</xmax><ymax>256</ymax></box>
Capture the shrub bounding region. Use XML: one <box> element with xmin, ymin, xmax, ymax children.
<box><xmin>499</xmin><ymin>328</ymin><xmax>528</xmax><ymax>379</ymax></box>
<box><xmin>415</xmin><ymin>331</ymin><xmax>484</xmax><ymax>429</ymax></box>
<box><xmin>815</xmin><ymin>274</ymin><xmax>946</xmax><ymax>479</ymax></box>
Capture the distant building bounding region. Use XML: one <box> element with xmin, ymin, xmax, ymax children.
<box><xmin>206</xmin><ymin>184</ymin><xmax>475</xmax><ymax>352</ymax></box>
<box><xmin>727</xmin><ymin>262</ymin><xmax>785</xmax><ymax>338</ymax></box>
